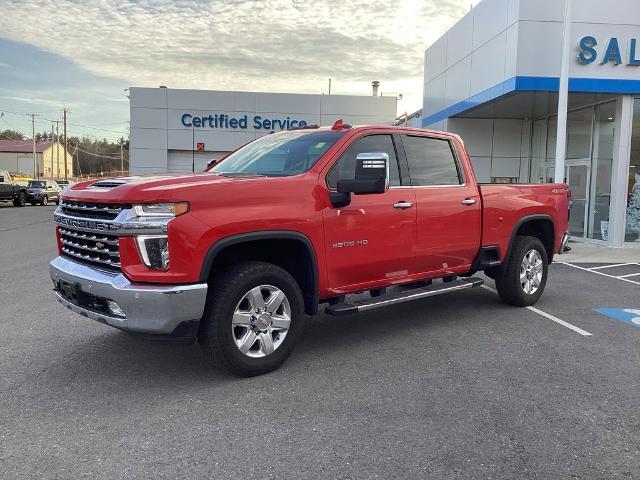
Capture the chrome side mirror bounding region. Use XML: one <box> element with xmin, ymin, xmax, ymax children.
<box><xmin>337</xmin><ymin>152</ymin><xmax>389</xmax><ymax>194</ymax></box>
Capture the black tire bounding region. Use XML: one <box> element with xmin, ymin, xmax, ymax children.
<box><xmin>494</xmin><ymin>235</ymin><xmax>548</xmax><ymax>307</ymax></box>
<box><xmin>55</xmin><ymin>198</ymin><xmax>60</xmax><ymax>205</ymax></box>
<box><xmin>198</xmin><ymin>261</ymin><xmax>306</xmax><ymax>377</ymax></box>
<box><xmin>41</xmin><ymin>195</ymin><xmax>48</xmax><ymax>206</ymax></box>
<box><xmin>13</xmin><ymin>191</ymin><xmax>26</xmax><ymax>207</ymax></box>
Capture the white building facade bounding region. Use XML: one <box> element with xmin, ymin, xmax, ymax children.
<box><xmin>422</xmin><ymin>0</ymin><xmax>640</xmax><ymax>246</ymax></box>
<box><xmin>129</xmin><ymin>87</ymin><xmax>397</xmax><ymax>175</ymax></box>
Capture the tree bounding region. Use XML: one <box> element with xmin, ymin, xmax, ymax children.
<box><xmin>0</xmin><ymin>129</ymin><xmax>24</xmax><ymax>140</ymax></box>
<box><xmin>626</xmin><ymin>173</ymin><xmax>640</xmax><ymax>241</ymax></box>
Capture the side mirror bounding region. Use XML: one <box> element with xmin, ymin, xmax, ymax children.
<box><xmin>329</xmin><ymin>152</ymin><xmax>390</xmax><ymax>208</ymax></box>
<box><xmin>337</xmin><ymin>152</ymin><xmax>389</xmax><ymax>195</ymax></box>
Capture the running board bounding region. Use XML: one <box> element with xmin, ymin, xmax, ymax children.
<box><xmin>325</xmin><ymin>277</ymin><xmax>484</xmax><ymax>316</ymax></box>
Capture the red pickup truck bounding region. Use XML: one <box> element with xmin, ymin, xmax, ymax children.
<box><xmin>50</xmin><ymin>122</ymin><xmax>570</xmax><ymax>376</ymax></box>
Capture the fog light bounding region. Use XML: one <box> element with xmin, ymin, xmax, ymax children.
<box><xmin>135</xmin><ymin>235</ymin><xmax>169</xmax><ymax>270</ymax></box>
<box><xmin>107</xmin><ymin>300</ymin><xmax>125</xmax><ymax>318</ymax></box>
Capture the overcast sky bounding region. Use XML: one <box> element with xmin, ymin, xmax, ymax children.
<box><xmin>0</xmin><ymin>0</ymin><xmax>480</xmax><ymax>140</ymax></box>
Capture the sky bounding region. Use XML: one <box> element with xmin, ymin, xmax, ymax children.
<box><xmin>0</xmin><ymin>0</ymin><xmax>480</xmax><ymax>141</ymax></box>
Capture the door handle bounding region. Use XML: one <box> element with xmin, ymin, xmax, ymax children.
<box><xmin>393</xmin><ymin>201</ymin><xmax>413</xmax><ymax>209</ymax></box>
<box><xmin>461</xmin><ymin>198</ymin><xmax>477</xmax><ymax>205</ymax></box>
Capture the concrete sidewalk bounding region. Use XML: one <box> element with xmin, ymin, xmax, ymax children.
<box><xmin>559</xmin><ymin>241</ymin><xmax>640</xmax><ymax>264</ymax></box>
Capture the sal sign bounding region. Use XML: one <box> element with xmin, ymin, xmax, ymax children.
<box><xmin>578</xmin><ymin>36</ymin><xmax>640</xmax><ymax>65</ymax></box>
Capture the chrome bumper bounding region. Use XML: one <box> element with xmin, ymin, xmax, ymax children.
<box><xmin>558</xmin><ymin>233</ymin><xmax>570</xmax><ymax>254</ymax></box>
<box><xmin>49</xmin><ymin>256</ymin><xmax>208</xmax><ymax>334</ymax></box>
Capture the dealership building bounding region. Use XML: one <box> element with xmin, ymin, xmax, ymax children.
<box><xmin>129</xmin><ymin>87</ymin><xmax>397</xmax><ymax>174</ymax></box>
<box><xmin>421</xmin><ymin>0</ymin><xmax>640</xmax><ymax>247</ymax></box>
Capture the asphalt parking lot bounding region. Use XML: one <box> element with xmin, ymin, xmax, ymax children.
<box><xmin>1</xmin><ymin>204</ymin><xmax>640</xmax><ymax>479</ymax></box>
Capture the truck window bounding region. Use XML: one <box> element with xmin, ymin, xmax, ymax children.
<box><xmin>327</xmin><ymin>134</ymin><xmax>400</xmax><ymax>189</ymax></box>
<box><xmin>402</xmin><ymin>136</ymin><xmax>462</xmax><ymax>186</ymax></box>
<box><xmin>212</xmin><ymin>130</ymin><xmax>345</xmax><ymax>177</ymax></box>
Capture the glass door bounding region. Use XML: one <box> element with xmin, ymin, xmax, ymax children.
<box><xmin>546</xmin><ymin>161</ymin><xmax>590</xmax><ymax>238</ymax></box>
<box><xmin>567</xmin><ymin>162</ymin><xmax>590</xmax><ymax>238</ymax></box>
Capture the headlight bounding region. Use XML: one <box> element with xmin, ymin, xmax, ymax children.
<box><xmin>133</xmin><ymin>202</ymin><xmax>189</xmax><ymax>217</ymax></box>
<box><xmin>136</xmin><ymin>235</ymin><xmax>169</xmax><ymax>270</ymax></box>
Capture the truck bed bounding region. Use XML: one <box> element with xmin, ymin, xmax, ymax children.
<box><xmin>479</xmin><ymin>183</ymin><xmax>570</xmax><ymax>262</ymax></box>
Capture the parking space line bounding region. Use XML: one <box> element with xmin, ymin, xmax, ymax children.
<box><xmin>589</xmin><ymin>263</ymin><xmax>640</xmax><ymax>270</ymax></box>
<box><xmin>618</xmin><ymin>272</ymin><xmax>640</xmax><ymax>278</ymax></box>
<box><xmin>481</xmin><ymin>285</ymin><xmax>593</xmax><ymax>336</ymax></box>
<box><xmin>559</xmin><ymin>262</ymin><xmax>640</xmax><ymax>286</ymax></box>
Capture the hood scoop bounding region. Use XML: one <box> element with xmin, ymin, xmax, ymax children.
<box><xmin>88</xmin><ymin>178</ymin><xmax>131</xmax><ymax>189</ymax></box>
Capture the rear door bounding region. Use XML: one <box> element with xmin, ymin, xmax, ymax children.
<box><xmin>323</xmin><ymin>133</ymin><xmax>416</xmax><ymax>290</ymax></box>
<box><xmin>400</xmin><ymin>134</ymin><xmax>481</xmax><ymax>274</ymax></box>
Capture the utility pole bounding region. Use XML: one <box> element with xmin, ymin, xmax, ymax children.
<box><xmin>328</xmin><ymin>78</ymin><xmax>332</xmax><ymax>95</ymax></box>
<box><xmin>56</xmin><ymin>121</ymin><xmax>60</xmax><ymax>179</ymax></box>
<box><xmin>50</xmin><ymin>124</ymin><xmax>55</xmax><ymax>179</ymax></box>
<box><xmin>63</xmin><ymin>109</ymin><xmax>69</xmax><ymax>180</ymax></box>
<box><xmin>31</xmin><ymin>114</ymin><xmax>37</xmax><ymax>178</ymax></box>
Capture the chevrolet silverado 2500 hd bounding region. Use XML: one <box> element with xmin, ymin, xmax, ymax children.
<box><xmin>50</xmin><ymin>122</ymin><xmax>570</xmax><ymax>376</ymax></box>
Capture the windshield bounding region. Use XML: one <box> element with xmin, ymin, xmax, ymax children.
<box><xmin>28</xmin><ymin>181</ymin><xmax>46</xmax><ymax>188</ymax></box>
<box><xmin>211</xmin><ymin>130</ymin><xmax>345</xmax><ymax>176</ymax></box>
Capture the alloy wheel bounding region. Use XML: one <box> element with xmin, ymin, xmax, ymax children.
<box><xmin>520</xmin><ymin>249</ymin><xmax>543</xmax><ymax>295</ymax></box>
<box><xmin>231</xmin><ymin>285</ymin><xmax>291</xmax><ymax>358</ymax></box>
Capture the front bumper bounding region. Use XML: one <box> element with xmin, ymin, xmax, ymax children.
<box><xmin>49</xmin><ymin>256</ymin><xmax>208</xmax><ymax>334</ymax></box>
<box><xmin>27</xmin><ymin>192</ymin><xmax>43</xmax><ymax>200</ymax></box>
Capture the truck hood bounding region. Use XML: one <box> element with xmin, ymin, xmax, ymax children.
<box><xmin>62</xmin><ymin>172</ymin><xmax>271</xmax><ymax>203</ymax></box>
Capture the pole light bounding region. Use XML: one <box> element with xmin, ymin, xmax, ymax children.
<box><xmin>554</xmin><ymin>0</ymin><xmax>573</xmax><ymax>184</ymax></box>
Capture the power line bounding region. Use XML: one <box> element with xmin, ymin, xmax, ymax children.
<box><xmin>0</xmin><ymin>109</ymin><xmax>129</xmax><ymax>135</ymax></box>
<box><xmin>75</xmin><ymin>147</ymin><xmax>123</xmax><ymax>159</ymax></box>
<box><xmin>66</xmin><ymin>122</ymin><xmax>129</xmax><ymax>135</ymax></box>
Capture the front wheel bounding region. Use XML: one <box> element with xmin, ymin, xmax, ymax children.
<box><xmin>494</xmin><ymin>235</ymin><xmax>548</xmax><ymax>307</ymax></box>
<box><xmin>13</xmin><ymin>191</ymin><xmax>26</xmax><ymax>207</ymax></box>
<box><xmin>198</xmin><ymin>261</ymin><xmax>306</xmax><ymax>376</ymax></box>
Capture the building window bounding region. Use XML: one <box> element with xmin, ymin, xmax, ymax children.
<box><xmin>530</xmin><ymin>98</ymin><xmax>616</xmax><ymax>242</ymax></box>
<box><xmin>626</xmin><ymin>98</ymin><xmax>640</xmax><ymax>242</ymax></box>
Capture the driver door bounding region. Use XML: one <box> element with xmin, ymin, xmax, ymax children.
<box><xmin>323</xmin><ymin>133</ymin><xmax>416</xmax><ymax>290</ymax></box>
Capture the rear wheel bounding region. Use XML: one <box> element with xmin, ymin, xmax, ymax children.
<box><xmin>494</xmin><ymin>235</ymin><xmax>548</xmax><ymax>307</ymax></box>
<box><xmin>198</xmin><ymin>261</ymin><xmax>305</xmax><ymax>376</ymax></box>
<box><xmin>13</xmin><ymin>191</ymin><xmax>26</xmax><ymax>207</ymax></box>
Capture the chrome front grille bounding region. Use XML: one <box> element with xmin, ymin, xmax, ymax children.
<box><xmin>60</xmin><ymin>200</ymin><xmax>130</xmax><ymax>220</ymax></box>
<box><xmin>59</xmin><ymin>227</ymin><xmax>121</xmax><ymax>271</ymax></box>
